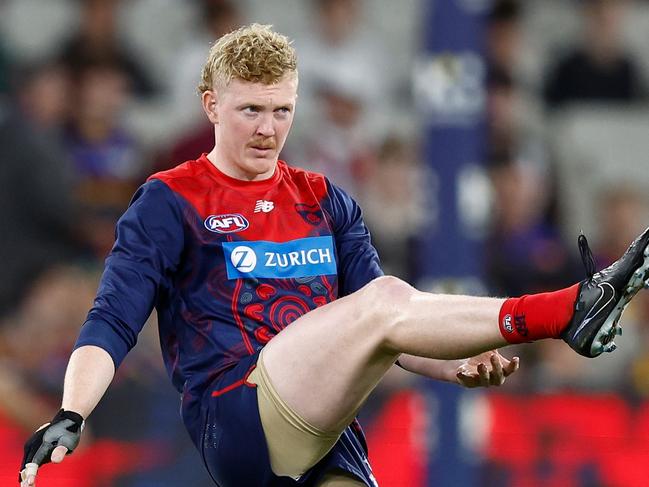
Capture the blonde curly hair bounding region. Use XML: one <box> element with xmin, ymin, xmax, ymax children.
<box><xmin>198</xmin><ymin>23</ymin><xmax>297</xmax><ymax>93</ymax></box>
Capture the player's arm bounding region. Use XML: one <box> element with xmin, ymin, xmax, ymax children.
<box><xmin>20</xmin><ymin>180</ymin><xmax>185</xmax><ymax>486</ymax></box>
<box><xmin>61</xmin><ymin>346</ymin><xmax>115</xmax><ymax>418</ymax></box>
<box><xmin>322</xmin><ymin>180</ymin><xmax>383</xmax><ymax>295</ymax></box>
<box><xmin>396</xmin><ymin>351</ymin><xmax>519</xmax><ymax>388</ymax></box>
<box><xmin>19</xmin><ymin>347</ymin><xmax>115</xmax><ymax>486</ymax></box>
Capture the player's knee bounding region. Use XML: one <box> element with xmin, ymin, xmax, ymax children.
<box><xmin>367</xmin><ymin>275</ymin><xmax>413</xmax><ymax>299</ymax></box>
<box><xmin>362</xmin><ymin>276</ymin><xmax>418</xmax><ymax>351</ymax></box>
<box><xmin>345</xmin><ymin>277</ymin><xmax>415</xmax><ymax>343</ymax></box>
<box><xmin>364</xmin><ymin>276</ymin><xmax>415</xmax><ymax>319</ymax></box>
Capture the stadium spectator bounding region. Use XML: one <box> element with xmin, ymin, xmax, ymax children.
<box><xmin>0</xmin><ymin>63</ymin><xmax>80</xmax><ymax>320</ymax></box>
<box><xmin>58</xmin><ymin>0</ymin><xmax>157</xmax><ymax>99</ymax></box>
<box><xmin>166</xmin><ymin>0</ymin><xmax>243</xmax><ymax>135</ymax></box>
<box><xmin>152</xmin><ymin>0</ymin><xmax>244</xmax><ymax>174</ymax></box>
<box><xmin>485</xmin><ymin>2</ymin><xmax>548</xmax><ymax>188</ymax></box>
<box><xmin>485</xmin><ymin>153</ymin><xmax>579</xmax><ymax>298</ymax></box>
<box><xmin>64</xmin><ymin>58</ymin><xmax>146</xmax><ymax>259</ymax></box>
<box><xmin>287</xmin><ymin>71</ymin><xmax>377</xmax><ymax>196</ymax></box>
<box><xmin>544</xmin><ymin>0</ymin><xmax>646</xmax><ymax>108</ymax></box>
<box><xmin>13</xmin><ymin>62</ymin><xmax>72</xmax><ymax>139</ymax></box>
<box><xmin>359</xmin><ymin>136</ymin><xmax>428</xmax><ymax>281</ymax></box>
<box><xmin>486</xmin><ymin>0</ymin><xmax>523</xmax><ymax>78</ymax></box>
<box><xmin>294</xmin><ymin>0</ymin><xmax>395</xmax><ymax>136</ymax></box>
<box><xmin>595</xmin><ymin>185</ymin><xmax>649</xmax><ymax>269</ymax></box>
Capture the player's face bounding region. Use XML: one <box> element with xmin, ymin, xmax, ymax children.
<box><xmin>204</xmin><ymin>74</ymin><xmax>298</xmax><ymax>181</ymax></box>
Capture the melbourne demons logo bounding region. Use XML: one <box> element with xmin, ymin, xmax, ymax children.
<box><xmin>204</xmin><ymin>214</ymin><xmax>249</xmax><ymax>233</ymax></box>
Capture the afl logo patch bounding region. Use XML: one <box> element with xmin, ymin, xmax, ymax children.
<box><xmin>204</xmin><ymin>214</ymin><xmax>249</xmax><ymax>234</ymax></box>
<box><xmin>502</xmin><ymin>314</ymin><xmax>513</xmax><ymax>333</ymax></box>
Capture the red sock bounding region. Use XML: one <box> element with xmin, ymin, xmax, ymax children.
<box><xmin>498</xmin><ymin>283</ymin><xmax>581</xmax><ymax>343</ymax></box>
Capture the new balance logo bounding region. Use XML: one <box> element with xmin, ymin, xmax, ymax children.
<box><xmin>254</xmin><ymin>200</ymin><xmax>274</xmax><ymax>213</ymax></box>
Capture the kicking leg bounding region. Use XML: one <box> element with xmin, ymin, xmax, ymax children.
<box><xmin>261</xmin><ymin>276</ymin><xmax>506</xmax><ymax>436</ymax></box>
<box><xmin>255</xmin><ymin>277</ymin><xmax>514</xmax><ymax>480</ymax></box>
<box><xmin>259</xmin><ymin>227</ymin><xmax>649</xmax><ymax>477</ymax></box>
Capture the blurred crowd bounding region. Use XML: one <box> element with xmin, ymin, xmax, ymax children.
<box><xmin>483</xmin><ymin>0</ymin><xmax>649</xmax><ymax>397</ymax></box>
<box><xmin>1</xmin><ymin>0</ymin><xmax>649</xmax><ymax>485</ymax></box>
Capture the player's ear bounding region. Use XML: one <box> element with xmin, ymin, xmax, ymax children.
<box><xmin>202</xmin><ymin>90</ymin><xmax>219</xmax><ymax>125</ymax></box>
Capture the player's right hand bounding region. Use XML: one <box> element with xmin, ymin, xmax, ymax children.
<box><xmin>19</xmin><ymin>409</ymin><xmax>85</xmax><ymax>486</ymax></box>
<box><xmin>455</xmin><ymin>351</ymin><xmax>520</xmax><ymax>388</ymax></box>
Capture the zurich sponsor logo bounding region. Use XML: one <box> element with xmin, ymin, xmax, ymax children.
<box><xmin>204</xmin><ymin>214</ymin><xmax>249</xmax><ymax>234</ymax></box>
<box><xmin>223</xmin><ymin>236</ymin><xmax>337</xmax><ymax>279</ymax></box>
<box><xmin>229</xmin><ymin>245</ymin><xmax>257</xmax><ymax>272</ymax></box>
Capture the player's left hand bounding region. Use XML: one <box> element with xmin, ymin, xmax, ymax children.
<box><xmin>455</xmin><ymin>351</ymin><xmax>519</xmax><ymax>388</ymax></box>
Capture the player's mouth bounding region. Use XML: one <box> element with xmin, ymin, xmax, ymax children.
<box><xmin>248</xmin><ymin>143</ymin><xmax>275</xmax><ymax>156</ymax></box>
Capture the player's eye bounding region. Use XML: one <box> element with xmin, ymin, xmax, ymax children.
<box><xmin>243</xmin><ymin>106</ymin><xmax>260</xmax><ymax>114</ymax></box>
<box><xmin>274</xmin><ymin>107</ymin><xmax>291</xmax><ymax>117</ymax></box>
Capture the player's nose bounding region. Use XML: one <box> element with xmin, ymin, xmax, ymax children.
<box><xmin>256</xmin><ymin>114</ymin><xmax>275</xmax><ymax>137</ymax></box>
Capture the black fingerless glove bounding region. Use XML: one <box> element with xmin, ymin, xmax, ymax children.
<box><xmin>19</xmin><ymin>409</ymin><xmax>85</xmax><ymax>481</ymax></box>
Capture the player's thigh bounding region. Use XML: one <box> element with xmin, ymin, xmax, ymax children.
<box><xmin>261</xmin><ymin>276</ymin><xmax>410</xmax><ymax>431</ymax></box>
<box><xmin>248</xmin><ymin>361</ymin><xmax>340</xmax><ymax>479</ymax></box>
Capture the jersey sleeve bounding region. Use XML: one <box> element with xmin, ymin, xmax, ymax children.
<box><xmin>74</xmin><ymin>179</ymin><xmax>184</xmax><ymax>368</ymax></box>
<box><xmin>323</xmin><ymin>179</ymin><xmax>383</xmax><ymax>295</ymax></box>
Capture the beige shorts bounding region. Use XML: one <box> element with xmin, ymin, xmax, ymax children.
<box><xmin>247</xmin><ymin>351</ymin><xmax>366</xmax><ymax>486</ymax></box>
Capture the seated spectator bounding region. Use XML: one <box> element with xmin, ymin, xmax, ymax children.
<box><xmin>13</xmin><ymin>61</ymin><xmax>72</xmax><ymax>139</ymax></box>
<box><xmin>0</xmin><ymin>62</ymin><xmax>80</xmax><ymax>319</ymax></box>
<box><xmin>485</xmin><ymin>154</ymin><xmax>579</xmax><ymax>297</ymax></box>
<box><xmin>486</xmin><ymin>0</ymin><xmax>523</xmax><ymax>78</ymax></box>
<box><xmin>544</xmin><ymin>0</ymin><xmax>646</xmax><ymax>108</ymax></box>
<box><xmin>59</xmin><ymin>0</ymin><xmax>156</xmax><ymax>98</ymax></box>
<box><xmin>295</xmin><ymin>0</ymin><xmax>394</xmax><ymax>132</ymax></box>
<box><xmin>486</xmin><ymin>65</ymin><xmax>547</xmax><ymax>176</ymax></box>
<box><xmin>359</xmin><ymin>136</ymin><xmax>428</xmax><ymax>281</ymax></box>
<box><xmin>287</xmin><ymin>73</ymin><xmax>377</xmax><ymax>197</ymax></box>
<box><xmin>167</xmin><ymin>0</ymin><xmax>243</xmax><ymax>134</ymax></box>
<box><xmin>595</xmin><ymin>185</ymin><xmax>649</xmax><ymax>268</ymax></box>
<box><xmin>65</xmin><ymin>58</ymin><xmax>146</xmax><ymax>258</ymax></box>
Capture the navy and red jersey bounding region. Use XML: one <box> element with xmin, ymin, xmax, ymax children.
<box><xmin>74</xmin><ymin>153</ymin><xmax>382</xmax><ymax>445</ymax></box>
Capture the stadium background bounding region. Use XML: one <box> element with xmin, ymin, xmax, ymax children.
<box><xmin>2</xmin><ymin>0</ymin><xmax>649</xmax><ymax>485</ymax></box>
